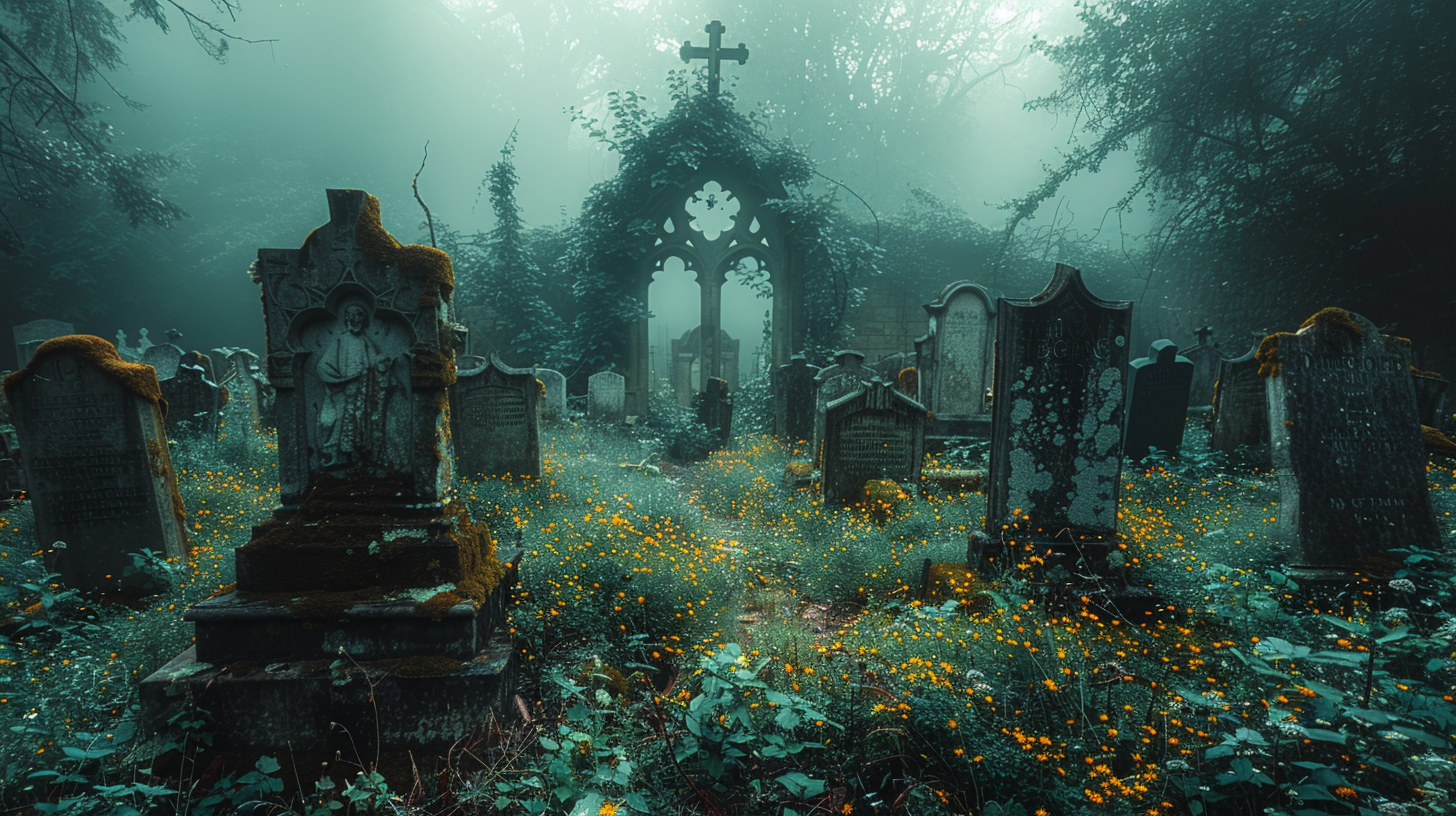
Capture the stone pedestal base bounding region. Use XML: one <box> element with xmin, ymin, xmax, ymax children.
<box><xmin>139</xmin><ymin>633</ymin><xmax>517</xmax><ymax>754</ymax></box>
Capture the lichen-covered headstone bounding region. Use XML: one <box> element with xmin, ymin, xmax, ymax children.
<box><xmin>1209</xmin><ymin>344</ymin><xmax>1270</xmax><ymax>461</ymax></box>
<box><xmin>12</xmin><ymin>319</ymin><xmax>75</xmax><ymax>367</ymax></box>
<box><xmin>1123</xmin><ymin>340</ymin><xmax>1194</xmax><ymax>462</ymax></box>
<box><xmin>985</xmin><ymin>264</ymin><xmax>1132</xmax><ymax>551</ymax></box>
<box><xmin>4</xmin><ymin>336</ymin><xmax>187</xmax><ymax>592</ymax></box>
<box><xmin>821</xmin><ymin>380</ymin><xmax>927</xmax><ymax>506</ymax></box>
<box><xmin>812</xmin><ymin>350</ymin><xmax>873</xmax><ymax>459</ymax></box>
<box><xmin>142</xmin><ymin>189</ymin><xmax>518</xmax><ymax>757</ymax></box>
<box><xmin>1183</xmin><ymin>326</ymin><xmax>1220</xmax><ymax>408</ymax></box>
<box><xmin>588</xmin><ymin>371</ymin><xmax>626</xmax><ymax>423</ymax></box>
<box><xmin>535</xmin><ymin>368</ymin><xmax>568</xmax><ymax>418</ymax></box>
<box><xmin>915</xmin><ymin>281</ymin><xmax>996</xmax><ymax>421</ymax></box>
<box><xmin>773</xmin><ymin>355</ymin><xmax>820</xmax><ymax>445</ymax></box>
<box><xmin>1261</xmin><ymin>308</ymin><xmax>1440</xmax><ymax>575</ymax></box>
<box><xmin>452</xmin><ymin>354</ymin><xmax>541</xmax><ymax>478</ymax></box>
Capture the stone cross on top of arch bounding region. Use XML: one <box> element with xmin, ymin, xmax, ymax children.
<box><xmin>679</xmin><ymin>20</ymin><xmax>749</xmax><ymax>99</ymax></box>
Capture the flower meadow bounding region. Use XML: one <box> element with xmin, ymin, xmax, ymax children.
<box><xmin>0</xmin><ymin>418</ymin><xmax>1454</xmax><ymax>815</ymax></box>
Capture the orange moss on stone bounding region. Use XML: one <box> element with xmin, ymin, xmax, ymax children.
<box><xmin>1299</xmin><ymin>307</ymin><xmax>1363</xmax><ymax>337</ymax></box>
<box><xmin>1423</xmin><ymin>425</ymin><xmax>1456</xmax><ymax>459</ymax></box>
<box><xmin>420</xmin><ymin>590</ymin><xmax>466</xmax><ymax>621</ymax></box>
<box><xmin>1256</xmin><ymin>332</ymin><xmax>1296</xmax><ymax>379</ymax></box>
<box><xmin>4</xmin><ymin>335</ymin><xmax>165</xmax><ymax>409</ymax></box>
<box><xmin>353</xmin><ymin>194</ymin><xmax>454</xmax><ymax>308</ymax></box>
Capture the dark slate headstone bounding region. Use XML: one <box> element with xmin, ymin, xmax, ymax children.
<box><xmin>773</xmin><ymin>355</ymin><xmax>820</xmax><ymax>444</ymax></box>
<box><xmin>0</xmin><ymin>427</ymin><xmax>22</xmax><ymax>502</ymax></box>
<box><xmin>535</xmin><ymin>368</ymin><xmax>567</xmax><ymax>418</ymax></box>
<box><xmin>13</xmin><ymin>319</ymin><xmax>75</xmax><ymax>367</ymax></box>
<box><xmin>1265</xmin><ymin>309</ymin><xmax>1441</xmax><ymax>574</ymax></box>
<box><xmin>160</xmin><ymin>361</ymin><xmax>228</xmax><ymax>439</ymax></box>
<box><xmin>821</xmin><ymin>380</ymin><xmax>927</xmax><ymax>506</ymax></box>
<box><xmin>1183</xmin><ymin>326</ymin><xmax>1220</xmax><ymax>408</ymax></box>
<box><xmin>914</xmin><ymin>281</ymin><xmax>996</xmax><ymax>421</ymax></box>
<box><xmin>813</xmin><ymin>349</ymin><xmax>872</xmax><ymax>458</ymax></box>
<box><xmin>588</xmin><ymin>371</ymin><xmax>626</xmax><ymax>423</ymax></box>
<box><xmin>1123</xmin><ymin>340</ymin><xmax>1194</xmax><ymax>462</ymax></box>
<box><xmin>1411</xmin><ymin>371</ymin><xmax>1450</xmax><ymax>427</ymax></box>
<box><xmin>142</xmin><ymin>189</ymin><xmax>518</xmax><ymax>757</ymax></box>
<box><xmin>695</xmin><ymin>376</ymin><xmax>733</xmax><ymax>449</ymax></box>
<box><xmin>1209</xmin><ymin>344</ymin><xmax>1270</xmax><ymax>461</ymax></box>
<box><xmin>452</xmin><ymin>354</ymin><xmax>541</xmax><ymax>479</ymax></box>
<box><xmin>985</xmin><ymin>264</ymin><xmax>1132</xmax><ymax>548</ymax></box>
<box><xmin>141</xmin><ymin>342</ymin><xmax>184</xmax><ymax>381</ymax></box>
<box><xmin>3</xmin><ymin>336</ymin><xmax>187</xmax><ymax>592</ymax></box>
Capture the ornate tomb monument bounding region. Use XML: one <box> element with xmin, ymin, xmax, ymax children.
<box><xmin>4</xmin><ymin>336</ymin><xmax>187</xmax><ymax>593</ymax></box>
<box><xmin>141</xmin><ymin>189</ymin><xmax>518</xmax><ymax>756</ymax></box>
<box><xmin>984</xmin><ymin>265</ymin><xmax>1132</xmax><ymax>560</ymax></box>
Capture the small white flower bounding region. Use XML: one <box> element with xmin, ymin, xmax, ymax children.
<box><xmin>1388</xmin><ymin>578</ymin><xmax>1417</xmax><ymax>593</ymax></box>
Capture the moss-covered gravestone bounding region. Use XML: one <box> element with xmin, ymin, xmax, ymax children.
<box><xmin>4</xmin><ymin>336</ymin><xmax>187</xmax><ymax>592</ymax></box>
<box><xmin>452</xmin><ymin>354</ymin><xmax>541</xmax><ymax>479</ymax></box>
<box><xmin>984</xmin><ymin>264</ymin><xmax>1132</xmax><ymax>560</ymax></box>
<box><xmin>141</xmin><ymin>189</ymin><xmax>519</xmax><ymax>758</ymax></box>
<box><xmin>1259</xmin><ymin>308</ymin><xmax>1440</xmax><ymax>577</ymax></box>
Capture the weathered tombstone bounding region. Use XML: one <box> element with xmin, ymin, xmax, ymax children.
<box><xmin>114</xmin><ymin>330</ymin><xmax>141</xmax><ymax>362</ymax></box>
<box><xmin>1410</xmin><ymin>369</ymin><xmax>1451</xmax><ymax>427</ymax></box>
<box><xmin>0</xmin><ymin>427</ymin><xmax>21</xmax><ymax>502</ymax></box>
<box><xmin>159</xmin><ymin>361</ymin><xmax>228</xmax><ymax>439</ymax></box>
<box><xmin>452</xmin><ymin>354</ymin><xmax>541</xmax><ymax>478</ymax></box>
<box><xmin>812</xmin><ymin>350</ymin><xmax>873</xmax><ymax>459</ymax></box>
<box><xmin>136</xmin><ymin>328</ymin><xmax>154</xmax><ymax>355</ymax></box>
<box><xmin>3</xmin><ymin>336</ymin><xmax>187</xmax><ymax>592</ymax></box>
<box><xmin>1123</xmin><ymin>340</ymin><xmax>1194</xmax><ymax>462</ymax></box>
<box><xmin>985</xmin><ymin>264</ymin><xmax>1133</xmax><ymax>554</ymax></box>
<box><xmin>214</xmin><ymin>348</ymin><xmax>264</xmax><ymax>431</ymax></box>
<box><xmin>696</xmin><ymin>376</ymin><xmax>733</xmax><ymax>449</ymax></box>
<box><xmin>671</xmin><ymin>326</ymin><xmax>740</xmax><ymax>405</ymax></box>
<box><xmin>180</xmin><ymin>349</ymin><xmax>217</xmax><ymax>382</ymax></box>
<box><xmin>1209</xmin><ymin>344</ymin><xmax>1270</xmax><ymax>462</ymax></box>
<box><xmin>12</xmin><ymin>319</ymin><xmax>76</xmax><ymax>367</ymax></box>
<box><xmin>141</xmin><ymin>342</ymin><xmax>184</xmax><ymax>381</ymax></box>
<box><xmin>1262</xmin><ymin>308</ymin><xmax>1441</xmax><ymax>576</ymax></box>
<box><xmin>1183</xmin><ymin>326</ymin><xmax>1221</xmax><ymax>409</ymax></box>
<box><xmin>588</xmin><ymin>371</ymin><xmax>626</xmax><ymax>423</ymax></box>
<box><xmin>871</xmin><ymin>351</ymin><xmax>911</xmax><ymax>382</ymax></box>
<box><xmin>821</xmin><ymin>380</ymin><xmax>927</xmax><ymax>506</ymax></box>
<box><xmin>915</xmin><ymin>281</ymin><xmax>997</xmax><ymax>426</ymax></box>
<box><xmin>772</xmin><ymin>355</ymin><xmax>820</xmax><ymax>444</ymax></box>
<box><xmin>141</xmin><ymin>189</ymin><xmax>518</xmax><ymax>759</ymax></box>
<box><xmin>535</xmin><ymin>368</ymin><xmax>568</xmax><ymax>418</ymax></box>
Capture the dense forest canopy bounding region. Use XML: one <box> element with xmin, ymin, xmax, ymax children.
<box><xmin>1</xmin><ymin>0</ymin><xmax>1452</xmax><ymax>371</ymax></box>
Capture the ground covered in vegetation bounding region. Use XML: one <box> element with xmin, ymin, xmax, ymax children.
<box><xmin>2</xmin><ymin>418</ymin><xmax>1455</xmax><ymax>816</ymax></box>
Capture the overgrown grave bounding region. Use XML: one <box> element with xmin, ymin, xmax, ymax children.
<box><xmin>4</xmin><ymin>336</ymin><xmax>188</xmax><ymax>594</ymax></box>
<box><xmin>820</xmin><ymin>380</ymin><xmax>927</xmax><ymax>507</ymax></box>
<box><xmin>695</xmin><ymin>376</ymin><xmax>733</xmax><ymax>451</ymax></box>
<box><xmin>811</xmin><ymin>349</ymin><xmax>873</xmax><ymax>466</ymax></box>
<box><xmin>159</xmin><ymin>353</ymin><xmax>228</xmax><ymax>441</ymax></box>
<box><xmin>1260</xmin><ymin>308</ymin><xmax>1441</xmax><ymax>582</ymax></box>
<box><xmin>141</xmin><ymin>189</ymin><xmax>520</xmax><ymax>768</ymax></box>
<box><xmin>1209</xmin><ymin>342</ymin><xmax>1271</xmax><ymax>466</ymax></box>
<box><xmin>772</xmin><ymin>354</ymin><xmax>819</xmax><ymax>485</ymax></box>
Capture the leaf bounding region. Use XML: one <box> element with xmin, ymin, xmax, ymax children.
<box><xmin>1345</xmin><ymin>708</ymin><xmax>1389</xmax><ymax>726</ymax></box>
<box><xmin>1376</xmin><ymin>626</ymin><xmax>1411</xmax><ymax>644</ymax></box>
<box><xmin>1318</xmin><ymin>615</ymin><xmax>1371</xmax><ymax>635</ymax></box>
<box><xmin>1390</xmin><ymin>725</ymin><xmax>1448</xmax><ymax>747</ymax></box>
<box><xmin>568</xmin><ymin>792</ymin><xmax>604</xmax><ymax>816</ymax></box>
<box><xmin>775</xmin><ymin>771</ymin><xmax>826</xmax><ymax>798</ymax></box>
<box><xmin>255</xmin><ymin>755</ymin><xmax>281</xmax><ymax>775</ymax></box>
<box><xmin>539</xmin><ymin>737</ymin><xmax>561</xmax><ymax>752</ymax></box>
<box><xmin>1301</xmin><ymin>728</ymin><xmax>1347</xmax><ymax>745</ymax></box>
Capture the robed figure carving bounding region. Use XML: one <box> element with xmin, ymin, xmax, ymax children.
<box><xmin>316</xmin><ymin>304</ymin><xmax>398</xmax><ymax>470</ymax></box>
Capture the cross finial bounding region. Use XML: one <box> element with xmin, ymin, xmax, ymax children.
<box><xmin>1194</xmin><ymin>325</ymin><xmax>1214</xmax><ymax>346</ymax></box>
<box><xmin>679</xmin><ymin>20</ymin><xmax>749</xmax><ymax>99</ymax></box>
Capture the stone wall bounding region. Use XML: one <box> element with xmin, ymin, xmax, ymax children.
<box><xmin>843</xmin><ymin>284</ymin><xmax>925</xmax><ymax>366</ymax></box>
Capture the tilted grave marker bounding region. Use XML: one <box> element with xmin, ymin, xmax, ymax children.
<box><xmin>1209</xmin><ymin>344</ymin><xmax>1270</xmax><ymax>462</ymax></box>
<box><xmin>1183</xmin><ymin>326</ymin><xmax>1220</xmax><ymax>408</ymax></box>
<box><xmin>141</xmin><ymin>342</ymin><xmax>184</xmax><ymax>381</ymax></box>
<box><xmin>812</xmin><ymin>349</ymin><xmax>873</xmax><ymax>461</ymax></box>
<box><xmin>985</xmin><ymin>264</ymin><xmax>1133</xmax><ymax>555</ymax></box>
<box><xmin>536</xmin><ymin>368</ymin><xmax>567</xmax><ymax>418</ymax></box>
<box><xmin>160</xmin><ymin>359</ymin><xmax>228</xmax><ymax>439</ymax></box>
<box><xmin>4</xmin><ymin>336</ymin><xmax>187</xmax><ymax>592</ymax></box>
<box><xmin>773</xmin><ymin>355</ymin><xmax>820</xmax><ymax>445</ymax></box>
<box><xmin>821</xmin><ymin>380</ymin><xmax>927</xmax><ymax>506</ymax></box>
<box><xmin>1262</xmin><ymin>308</ymin><xmax>1440</xmax><ymax>576</ymax></box>
<box><xmin>1123</xmin><ymin>340</ymin><xmax>1194</xmax><ymax>462</ymax></box>
<box><xmin>141</xmin><ymin>189</ymin><xmax>519</xmax><ymax>756</ymax></box>
<box><xmin>453</xmin><ymin>354</ymin><xmax>542</xmax><ymax>479</ymax></box>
